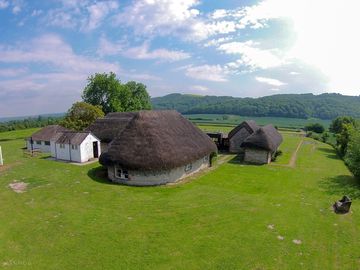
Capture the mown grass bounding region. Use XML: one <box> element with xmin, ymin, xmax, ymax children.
<box><xmin>0</xmin><ymin>128</ymin><xmax>359</xmax><ymax>269</ymax></box>
<box><xmin>186</xmin><ymin>114</ymin><xmax>331</xmax><ymax>129</ymax></box>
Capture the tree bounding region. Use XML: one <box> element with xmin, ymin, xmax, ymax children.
<box><xmin>329</xmin><ymin>116</ymin><xmax>356</xmax><ymax>134</ymax></box>
<box><xmin>82</xmin><ymin>72</ymin><xmax>152</xmax><ymax>114</ymax></box>
<box><xmin>61</xmin><ymin>102</ymin><xmax>104</xmax><ymax>131</ymax></box>
<box><xmin>304</xmin><ymin>123</ymin><xmax>325</xmax><ymax>133</ymax></box>
<box><xmin>336</xmin><ymin>123</ymin><xmax>354</xmax><ymax>156</ymax></box>
<box><xmin>345</xmin><ymin>128</ymin><xmax>360</xmax><ymax>178</ymax></box>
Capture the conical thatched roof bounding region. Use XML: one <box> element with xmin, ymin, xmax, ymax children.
<box><xmin>29</xmin><ymin>125</ymin><xmax>69</xmax><ymax>141</ymax></box>
<box><xmin>228</xmin><ymin>120</ymin><xmax>259</xmax><ymax>139</ymax></box>
<box><xmin>241</xmin><ymin>124</ymin><xmax>283</xmax><ymax>152</ymax></box>
<box><xmin>100</xmin><ymin>110</ymin><xmax>217</xmax><ymax>171</ymax></box>
<box><xmin>86</xmin><ymin>112</ymin><xmax>135</xmax><ymax>143</ymax></box>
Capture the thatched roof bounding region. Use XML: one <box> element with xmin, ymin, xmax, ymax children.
<box><xmin>56</xmin><ymin>131</ymin><xmax>95</xmax><ymax>145</ymax></box>
<box><xmin>86</xmin><ymin>112</ymin><xmax>135</xmax><ymax>143</ymax></box>
<box><xmin>241</xmin><ymin>125</ymin><xmax>283</xmax><ymax>152</ymax></box>
<box><xmin>29</xmin><ymin>125</ymin><xmax>69</xmax><ymax>141</ymax></box>
<box><xmin>100</xmin><ymin>110</ymin><xmax>217</xmax><ymax>171</ymax></box>
<box><xmin>228</xmin><ymin>120</ymin><xmax>259</xmax><ymax>139</ymax></box>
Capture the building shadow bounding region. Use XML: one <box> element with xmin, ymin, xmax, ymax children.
<box><xmin>317</xmin><ymin>147</ymin><xmax>339</xmax><ymax>160</ymax></box>
<box><xmin>87</xmin><ymin>166</ymin><xmax>115</xmax><ymax>185</ymax></box>
<box><xmin>319</xmin><ymin>175</ymin><xmax>360</xmax><ymax>199</ymax></box>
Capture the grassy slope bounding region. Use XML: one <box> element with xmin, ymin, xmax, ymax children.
<box><xmin>186</xmin><ymin>114</ymin><xmax>331</xmax><ymax>129</ymax></box>
<box><xmin>0</xmin><ymin>129</ymin><xmax>359</xmax><ymax>269</ymax></box>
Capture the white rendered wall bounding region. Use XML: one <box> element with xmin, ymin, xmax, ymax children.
<box><xmin>79</xmin><ymin>134</ymin><xmax>101</xmax><ymax>163</ymax></box>
<box><xmin>107</xmin><ymin>155</ymin><xmax>211</xmax><ymax>186</ymax></box>
<box><xmin>26</xmin><ymin>139</ymin><xmax>51</xmax><ymax>153</ymax></box>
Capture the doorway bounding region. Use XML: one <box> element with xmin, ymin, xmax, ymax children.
<box><xmin>93</xmin><ymin>142</ymin><xmax>99</xmax><ymax>158</ymax></box>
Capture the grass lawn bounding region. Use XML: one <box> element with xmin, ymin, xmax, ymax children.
<box><xmin>0</xmin><ymin>128</ymin><xmax>359</xmax><ymax>269</ymax></box>
<box><xmin>186</xmin><ymin>114</ymin><xmax>331</xmax><ymax>129</ymax></box>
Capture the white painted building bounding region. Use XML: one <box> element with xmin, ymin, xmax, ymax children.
<box><xmin>26</xmin><ymin>125</ymin><xmax>69</xmax><ymax>153</ymax></box>
<box><xmin>51</xmin><ymin>132</ymin><xmax>101</xmax><ymax>163</ymax></box>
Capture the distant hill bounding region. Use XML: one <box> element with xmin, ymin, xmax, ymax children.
<box><xmin>151</xmin><ymin>93</ymin><xmax>360</xmax><ymax>120</ymax></box>
<box><xmin>0</xmin><ymin>113</ymin><xmax>65</xmax><ymax>123</ymax></box>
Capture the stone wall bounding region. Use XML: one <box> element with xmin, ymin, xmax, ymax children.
<box><xmin>107</xmin><ymin>155</ymin><xmax>210</xmax><ymax>186</ymax></box>
<box><xmin>244</xmin><ymin>148</ymin><xmax>271</xmax><ymax>164</ymax></box>
<box><xmin>229</xmin><ymin>128</ymin><xmax>251</xmax><ymax>153</ymax></box>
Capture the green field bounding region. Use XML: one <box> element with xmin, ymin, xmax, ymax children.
<box><xmin>186</xmin><ymin>114</ymin><xmax>331</xmax><ymax>130</ymax></box>
<box><xmin>0</xmin><ymin>128</ymin><xmax>359</xmax><ymax>269</ymax></box>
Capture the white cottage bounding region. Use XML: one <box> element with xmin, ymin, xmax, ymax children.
<box><xmin>51</xmin><ymin>131</ymin><xmax>101</xmax><ymax>163</ymax></box>
<box><xmin>26</xmin><ymin>125</ymin><xmax>69</xmax><ymax>153</ymax></box>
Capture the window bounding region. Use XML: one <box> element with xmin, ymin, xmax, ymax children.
<box><xmin>204</xmin><ymin>156</ymin><xmax>209</xmax><ymax>162</ymax></box>
<box><xmin>71</xmin><ymin>145</ymin><xmax>78</xmax><ymax>150</ymax></box>
<box><xmin>185</xmin><ymin>163</ymin><xmax>192</xmax><ymax>172</ymax></box>
<box><xmin>45</xmin><ymin>141</ymin><xmax>50</xmax><ymax>146</ymax></box>
<box><xmin>115</xmin><ymin>167</ymin><xmax>129</xmax><ymax>179</ymax></box>
<box><xmin>59</xmin><ymin>144</ymin><xmax>65</xmax><ymax>149</ymax></box>
<box><xmin>36</xmin><ymin>141</ymin><xmax>42</xmax><ymax>145</ymax></box>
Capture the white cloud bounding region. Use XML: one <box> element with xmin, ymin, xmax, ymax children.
<box><xmin>44</xmin><ymin>0</ymin><xmax>118</xmax><ymax>31</ymax></box>
<box><xmin>0</xmin><ymin>0</ymin><xmax>9</xmax><ymax>9</ymax></box>
<box><xmin>190</xmin><ymin>85</ymin><xmax>209</xmax><ymax>92</ymax></box>
<box><xmin>185</xmin><ymin>64</ymin><xmax>228</xmax><ymax>82</ymax></box>
<box><xmin>115</xmin><ymin>0</ymin><xmax>200</xmax><ymax>37</ymax></box>
<box><xmin>218</xmin><ymin>41</ymin><xmax>284</xmax><ymax>70</ymax></box>
<box><xmin>256</xmin><ymin>76</ymin><xmax>286</xmax><ymax>86</ymax></box>
<box><xmin>0</xmin><ymin>34</ymin><xmax>119</xmax><ymax>74</ymax></box>
<box><xmin>98</xmin><ymin>37</ymin><xmax>190</xmax><ymax>62</ymax></box>
<box><xmin>82</xmin><ymin>1</ymin><xmax>119</xmax><ymax>31</ymax></box>
<box><xmin>0</xmin><ymin>67</ymin><xmax>28</xmax><ymax>77</ymax></box>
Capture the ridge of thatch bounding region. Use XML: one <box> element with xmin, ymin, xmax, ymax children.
<box><xmin>241</xmin><ymin>124</ymin><xmax>283</xmax><ymax>152</ymax></box>
<box><xmin>86</xmin><ymin>112</ymin><xmax>136</xmax><ymax>143</ymax></box>
<box><xmin>100</xmin><ymin>110</ymin><xmax>217</xmax><ymax>171</ymax></box>
<box><xmin>228</xmin><ymin>120</ymin><xmax>259</xmax><ymax>139</ymax></box>
<box><xmin>29</xmin><ymin>125</ymin><xmax>69</xmax><ymax>141</ymax></box>
<box><xmin>56</xmin><ymin>131</ymin><xmax>94</xmax><ymax>145</ymax></box>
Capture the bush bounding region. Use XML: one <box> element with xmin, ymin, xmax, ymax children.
<box><xmin>304</xmin><ymin>123</ymin><xmax>325</xmax><ymax>133</ymax></box>
<box><xmin>345</xmin><ymin>129</ymin><xmax>360</xmax><ymax>178</ymax></box>
<box><xmin>271</xmin><ymin>150</ymin><xmax>283</xmax><ymax>162</ymax></box>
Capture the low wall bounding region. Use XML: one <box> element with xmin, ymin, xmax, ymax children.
<box><xmin>107</xmin><ymin>155</ymin><xmax>210</xmax><ymax>186</ymax></box>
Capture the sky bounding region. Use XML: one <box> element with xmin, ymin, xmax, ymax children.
<box><xmin>0</xmin><ymin>0</ymin><xmax>360</xmax><ymax>117</ymax></box>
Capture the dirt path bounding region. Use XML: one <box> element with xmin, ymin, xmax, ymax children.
<box><xmin>288</xmin><ymin>138</ymin><xmax>304</xmax><ymax>168</ymax></box>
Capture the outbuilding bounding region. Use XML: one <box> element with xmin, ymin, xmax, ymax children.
<box><xmin>99</xmin><ymin>110</ymin><xmax>217</xmax><ymax>186</ymax></box>
<box><xmin>51</xmin><ymin>131</ymin><xmax>101</xmax><ymax>163</ymax></box>
<box><xmin>241</xmin><ymin>125</ymin><xmax>283</xmax><ymax>164</ymax></box>
<box><xmin>26</xmin><ymin>125</ymin><xmax>69</xmax><ymax>153</ymax></box>
<box><xmin>228</xmin><ymin>120</ymin><xmax>259</xmax><ymax>153</ymax></box>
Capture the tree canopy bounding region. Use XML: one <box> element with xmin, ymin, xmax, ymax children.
<box><xmin>152</xmin><ymin>93</ymin><xmax>360</xmax><ymax>120</ymax></box>
<box><xmin>82</xmin><ymin>72</ymin><xmax>151</xmax><ymax>114</ymax></box>
<box><xmin>61</xmin><ymin>102</ymin><xmax>104</xmax><ymax>131</ymax></box>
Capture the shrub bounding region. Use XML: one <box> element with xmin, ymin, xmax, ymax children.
<box><xmin>304</xmin><ymin>123</ymin><xmax>325</xmax><ymax>133</ymax></box>
<box><xmin>271</xmin><ymin>150</ymin><xmax>283</xmax><ymax>162</ymax></box>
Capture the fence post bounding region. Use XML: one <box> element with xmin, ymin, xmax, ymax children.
<box><xmin>0</xmin><ymin>146</ymin><xmax>3</xmax><ymax>166</ymax></box>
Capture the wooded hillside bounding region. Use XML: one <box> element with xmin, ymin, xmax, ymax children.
<box><xmin>152</xmin><ymin>93</ymin><xmax>360</xmax><ymax>119</ymax></box>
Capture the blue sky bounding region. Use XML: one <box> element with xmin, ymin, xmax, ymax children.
<box><xmin>0</xmin><ymin>0</ymin><xmax>359</xmax><ymax>117</ymax></box>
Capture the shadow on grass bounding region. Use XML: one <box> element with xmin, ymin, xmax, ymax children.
<box><xmin>317</xmin><ymin>147</ymin><xmax>339</xmax><ymax>160</ymax></box>
<box><xmin>0</xmin><ymin>137</ymin><xmax>26</xmax><ymax>142</ymax></box>
<box><xmin>319</xmin><ymin>175</ymin><xmax>360</xmax><ymax>199</ymax></box>
<box><xmin>87</xmin><ymin>166</ymin><xmax>116</xmax><ymax>185</ymax></box>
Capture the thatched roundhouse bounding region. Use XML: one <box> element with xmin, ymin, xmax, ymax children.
<box><xmin>228</xmin><ymin>120</ymin><xmax>259</xmax><ymax>153</ymax></box>
<box><xmin>100</xmin><ymin>110</ymin><xmax>217</xmax><ymax>186</ymax></box>
<box><xmin>26</xmin><ymin>125</ymin><xmax>69</xmax><ymax>152</ymax></box>
<box><xmin>241</xmin><ymin>124</ymin><xmax>283</xmax><ymax>164</ymax></box>
<box><xmin>86</xmin><ymin>112</ymin><xmax>135</xmax><ymax>152</ymax></box>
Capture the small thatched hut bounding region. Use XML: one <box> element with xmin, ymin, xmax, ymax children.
<box><xmin>100</xmin><ymin>110</ymin><xmax>217</xmax><ymax>186</ymax></box>
<box><xmin>241</xmin><ymin>125</ymin><xmax>283</xmax><ymax>164</ymax></box>
<box><xmin>228</xmin><ymin>120</ymin><xmax>259</xmax><ymax>153</ymax></box>
<box><xmin>26</xmin><ymin>125</ymin><xmax>69</xmax><ymax>153</ymax></box>
<box><xmin>86</xmin><ymin>112</ymin><xmax>135</xmax><ymax>152</ymax></box>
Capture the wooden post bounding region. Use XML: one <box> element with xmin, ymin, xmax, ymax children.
<box><xmin>0</xmin><ymin>145</ymin><xmax>3</xmax><ymax>166</ymax></box>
